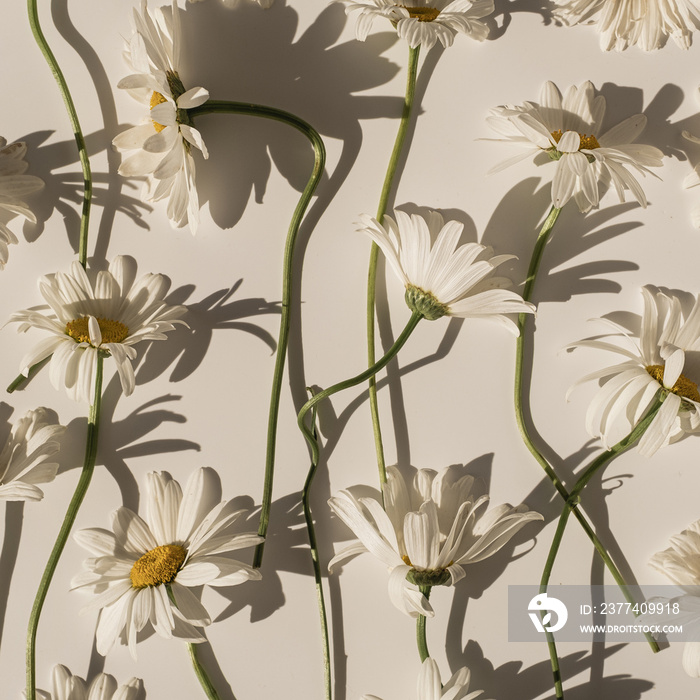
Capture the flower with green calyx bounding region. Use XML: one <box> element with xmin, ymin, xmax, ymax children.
<box><xmin>113</xmin><ymin>0</ymin><xmax>209</xmax><ymax>233</ymax></box>
<box><xmin>568</xmin><ymin>286</ymin><xmax>700</xmax><ymax>456</ymax></box>
<box><xmin>358</xmin><ymin>209</ymin><xmax>535</xmax><ymax>331</ymax></box>
<box><xmin>328</xmin><ymin>465</ymin><xmax>543</xmax><ymax>618</ymax></box>
<box><xmin>33</xmin><ymin>665</ymin><xmax>145</xmax><ymax>700</ymax></box>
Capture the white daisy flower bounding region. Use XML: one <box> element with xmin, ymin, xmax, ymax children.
<box><xmin>8</xmin><ymin>256</ymin><xmax>187</xmax><ymax>403</ymax></box>
<box><xmin>33</xmin><ymin>665</ymin><xmax>144</xmax><ymax>700</ymax></box>
<box><xmin>358</xmin><ymin>209</ymin><xmax>535</xmax><ymax>332</ymax></box>
<box><xmin>0</xmin><ymin>137</ymin><xmax>43</xmax><ymax>269</ymax></box>
<box><xmin>363</xmin><ymin>657</ymin><xmax>486</xmax><ymax>700</ymax></box>
<box><xmin>72</xmin><ymin>468</ymin><xmax>263</xmax><ymax>658</ymax></box>
<box><xmin>568</xmin><ymin>286</ymin><xmax>700</xmax><ymax>456</ymax></box>
<box><xmin>113</xmin><ymin>0</ymin><xmax>209</xmax><ymax>233</ymax></box>
<box><xmin>487</xmin><ymin>81</ymin><xmax>663</xmax><ymax>212</ymax></box>
<box><xmin>0</xmin><ymin>408</ymin><xmax>64</xmax><ymax>502</ymax></box>
<box><xmin>553</xmin><ymin>0</ymin><xmax>700</xmax><ymax>51</ymax></box>
<box><xmin>328</xmin><ymin>465</ymin><xmax>542</xmax><ymax>618</ymax></box>
<box><xmin>336</xmin><ymin>0</ymin><xmax>494</xmax><ymax>49</ymax></box>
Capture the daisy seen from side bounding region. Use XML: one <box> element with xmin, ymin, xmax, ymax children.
<box><xmin>568</xmin><ymin>286</ymin><xmax>700</xmax><ymax>456</ymax></box>
<box><xmin>329</xmin><ymin>464</ymin><xmax>543</xmax><ymax>617</ymax></box>
<box><xmin>113</xmin><ymin>0</ymin><xmax>209</xmax><ymax>233</ymax></box>
<box><xmin>358</xmin><ymin>209</ymin><xmax>535</xmax><ymax>331</ymax></box>
<box><xmin>8</xmin><ymin>256</ymin><xmax>186</xmax><ymax>403</ymax></box>
<box><xmin>487</xmin><ymin>80</ymin><xmax>663</xmax><ymax>212</ymax></box>
<box><xmin>33</xmin><ymin>665</ymin><xmax>144</xmax><ymax>700</ymax></box>
<box><xmin>71</xmin><ymin>468</ymin><xmax>263</xmax><ymax>658</ymax></box>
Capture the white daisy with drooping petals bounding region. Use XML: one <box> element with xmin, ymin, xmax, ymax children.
<box><xmin>72</xmin><ymin>468</ymin><xmax>263</xmax><ymax>658</ymax></box>
<box><xmin>0</xmin><ymin>407</ymin><xmax>64</xmax><ymax>502</ymax></box>
<box><xmin>34</xmin><ymin>665</ymin><xmax>144</xmax><ymax>700</ymax></box>
<box><xmin>553</xmin><ymin>0</ymin><xmax>700</xmax><ymax>51</ymax></box>
<box><xmin>0</xmin><ymin>137</ymin><xmax>43</xmax><ymax>268</ymax></box>
<box><xmin>329</xmin><ymin>465</ymin><xmax>542</xmax><ymax>618</ymax></box>
<box><xmin>363</xmin><ymin>657</ymin><xmax>486</xmax><ymax>700</ymax></box>
<box><xmin>568</xmin><ymin>286</ymin><xmax>700</xmax><ymax>456</ymax></box>
<box><xmin>359</xmin><ymin>209</ymin><xmax>535</xmax><ymax>332</ymax></box>
<box><xmin>487</xmin><ymin>81</ymin><xmax>663</xmax><ymax>212</ymax></box>
<box><xmin>113</xmin><ymin>0</ymin><xmax>209</xmax><ymax>233</ymax></box>
<box><xmin>337</xmin><ymin>0</ymin><xmax>494</xmax><ymax>49</ymax></box>
<box><xmin>8</xmin><ymin>256</ymin><xmax>186</xmax><ymax>403</ymax></box>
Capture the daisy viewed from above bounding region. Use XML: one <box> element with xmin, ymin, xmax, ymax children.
<box><xmin>113</xmin><ymin>0</ymin><xmax>209</xmax><ymax>233</ymax></box>
<box><xmin>487</xmin><ymin>81</ymin><xmax>664</xmax><ymax>212</ymax></box>
<box><xmin>0</xmin><ymin>407</ymin><xmax>64</xmax><ymax>502</ymax></box>
<box><xmin>329</xmin><ymin>465</ymin><xmax>542</xmax><ymax>617</ymax></box>
<box><xmin>553</xmin><ymin>0</ymin><xmax>700</xmax><ymax>51</ymax></box>
<box><xmin>0</xmin><ymin>137</ymin><xmax>43</xmax><ymax>269</ymax></box>
<box><xmin>72</xmin><ymin>468</ymin><xmax>263</xmax><ymax>658</ymax></box>
<box><xmin>8</xmin><ymin>256</ymin><xmax>186</xmax><ymax>403</ymax></box>
<box><xmin>569</xmin><ymin>286</ymin><xmax>700</xmax><ymax>456</ymax></box>
<box><xmin>34</xmin><ymin>665</ymin><xmax>144</xmax><ymax>700</ymax></box>
<box><xmin>363</xmin><ymin>657</ymin><xmax>486</xmax><ymax>700</ymax></box>
<box><xmin>358</xmin><ymin>209</ymin><xmax>535</xmax><ymax>331</ymax></box>
<box><xmin>337</xmin><ymin>0</ymin><xmax>494</xmax><ymax>49</ymax></box>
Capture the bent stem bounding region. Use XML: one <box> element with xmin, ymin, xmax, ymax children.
<box><xmin>416</xmin><ymin>585</ymin><xmax>431</xmax><ymax>663</ymax></box>
<box><xmin>26</xmin><ymin>354</ymin><xmax>104</xmax><ymax>698</ymax></box>
<box><xmin>187</xmin><ymin>644</ymin><xmax>221</xmax><ymax>700</ymax></box>
<box><xmin>189</xmin><ymin>100</ymin><xmax>326</xmax><ymax>570</ymax></box>
<box><xmin>368</xmin><ymin>45</ymin><xmax>420</xmax><ymax>489</ymax></box>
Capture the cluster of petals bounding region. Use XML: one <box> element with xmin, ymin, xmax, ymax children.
<box><xmin>359</xmin><ymin>209</ymin><xmax>535</xmax><ymax>331</ymax></box>
<box><xmin>113</xmin><ymin>0</ymin><xmax>209</xmax><ymax>233</ymax></box>
<box><xmin>0</xmin><ymin>136</ymin><xmax>43</xmax><ymax>269</ymax></box>
<box><xmin>329</xmin><ymin>465</ymin><xmax>542</xmax><ymax>617</ymax></box>
<box><xmin>569</xmin><ymin>286</ymin><xmax>700</xmax><ymax>456</ymax></box>
<box><xmin>0</xmin><ymin>407</ymin><xmax>64</xmax><ymax>502</ymax></box>
<box><xmin>9</xmin><ymin>256</ymin><xmax>186</xmax><ymax>403</ymax></box>
<box><xmin>363</xmin><ymin>657</ymin><xmax>486</xmax><ymax>700</ymax></box>
<box><xmin>337</xmin><ymin>0</ymin><xmax>494</xmax><ymax>49</ymax></box>
<box><xmin>35</xmin><ymin>665</ymin><xmax>144</xmax><ymax>700</ymax></box>
<box><xmin>552</xmin><ymin>0</ymin><xmax>700</xmax><ymax>51</ymax></box>
<box><xmin>71</xmin><ymin>468</ymin><xmax>263</xmax><ymax>658</ymax></box>
<box><xmin>487</xmin><ymin>81</ymin><xmax>663</xmax><ymax>212</ymax></box>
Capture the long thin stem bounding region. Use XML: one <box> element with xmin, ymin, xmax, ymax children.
<box><xmin>189</xmin><ymin>100</ymin><xmax>325</xmax><ymax>570</ymax></box>
<box><xmin>26</xmin><ymin>354</ymin><xmax>104</xmax><ymax>698</ymax></box>
<box><xmin>188</xmin><ymin>643</ymin><xmax>221</xmax><ymax>700</ymax></box>
<box><xmin>416</xmin><ymin>585</ymin><xmax>431</xmax><ymax>663</ymax></box>
<box><xmin>27</xmin><ymin>0</ymin><xmax>92</xmax><ymax>267</ymax></box>
<box><xmin>367</xmin><ymin>45</ymin><xmax>421</xmax><ymax>489</ymax></box>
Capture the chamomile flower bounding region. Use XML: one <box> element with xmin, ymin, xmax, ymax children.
<box><xmin>358</xmin><ymin>209</ymin><xmax>535</xmax><ymax>331</ymax></box>
<box><xmin>487</xmin><ymin>81</ymin><xmax>663</xmax><ymax>212</ymax></box>
<box><xmin>569</xmin><ymin>286</ymin><xmax>700</xmax><ymax>456</ymax></box>
<box><xmin>113</xmin><ymin>0</ymin><xmax>209</xmax><ymax>233</ymax></box>
<box><xmin>0</xmin><ymin>137</ymin><xmax>43</xmax><ymax>268</ymax></box>
<box><xmin>72</xmin><ymin>468</ymin><xmax>263</xmax><ymax>658</ymax></box>
<box><xmin>8</xmin><ymin>256</ymin><xmax>186</xmax><ymax>403</ymax></box>
<box><xmin>363</xmin><ymin>657</ymin><xmax>486</xmax><ymax>700</ymax></box>
<box><xmin>337</xmin><ymin>0</ymin><xmax>494</xmax><ymax>49</ymax></box>
<box><xmin>0</xmin><ymin>408</ymin><xmax>64</xmax><ymax>502</ymax></box>
<box><xmin>329</xmin><ymin>465</ymin><xmax>542</xmax><ymax>617</ymax></box>
<box><xmin>33</xmin><ymin>665</ymin><xmax>144</xmax><ymax>700</ymax></box>
<box><xmin>553</xmin><ymin>0</ymin><xmax>700</xmax><ymax>51</ymax></box>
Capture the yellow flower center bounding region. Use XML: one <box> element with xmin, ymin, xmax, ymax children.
<box><xmin>550</xmin><ymin>129</ymin><xmax>601</xmax><ymax>151</ymax></box>
<box><xmin>399</xmin><ymin>5</ymin><xmax>441</xmax><ymax>20</ymax></box>
<box><xmin>150</xmin><ymin>91</ymin><xmax>168</xmax><ymax>133</ymax></box>
<box><xmin>129</xmin><ymin>544</ymin><xmax>187</xmax><ymax>589</ymax></box>
<box><xmin>65</xmin><ymin>317</ymin><xmax>129</xmax><ymax>345</ymax></box>
<box><xmin>646</xmin><ymin>365</ymin><xmax>700</xmax><ymax>403</ymax></box>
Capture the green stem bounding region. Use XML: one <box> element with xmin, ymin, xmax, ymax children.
<box><xmin>368</xmin><ymin>45</ymin><xmax>420</xmax><ymax>489</ymax></box>
<box><xmin>189</xmin><ymin>100</ymin><xmax>326</xmax><ymax>570</ymax></box>
<box><xmin>7</xmin><ymin>357</ymin><xmax>51</xmax><ymax>394</ymax></box>
<box><xmin>27</xmin><ymin>0</ymin><xmax>92</xmax><ymax>267</ymax></box>
<box><xmin>26</xmin><ymin>354</ymin><xmax>103</xmax><ymax>698</ymax></box>
<box><xmin>416</xmin><ymin>585</ymin><xmax>431</xmax><ymax>663</ymax></box>
<box><xmin>188</xmin><ymin>643</ymin><xmax>221</xmax><ymax>700</ymax></box>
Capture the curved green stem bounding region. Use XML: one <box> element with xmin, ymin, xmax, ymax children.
<box><xmin>187</xmin><ymin>643</ymin><xmax>221</xmax><ymax>700</ymax></box>
<box><xmin>26</xmin><ymin>354</ymin><xmax>104</xmax><ymax>698</ymax></box>
<box><xmin>28</xmin><ymin>0</ymin><xmax>92</xmax><ymax>267</ymax></box>
<box><xmin>416</xmin><ymin>585</ymin><xmax>431</xmax><ymax>663</ymax></box>
<box><xmin>368</xmin><ymin>45</ymin><xmax>420</xmax><ymax>489</ymax></box>
<box><xmin>189</xmin><ymin>100</ymin><xmax>326</xmax><ymax>570</ymax></box>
